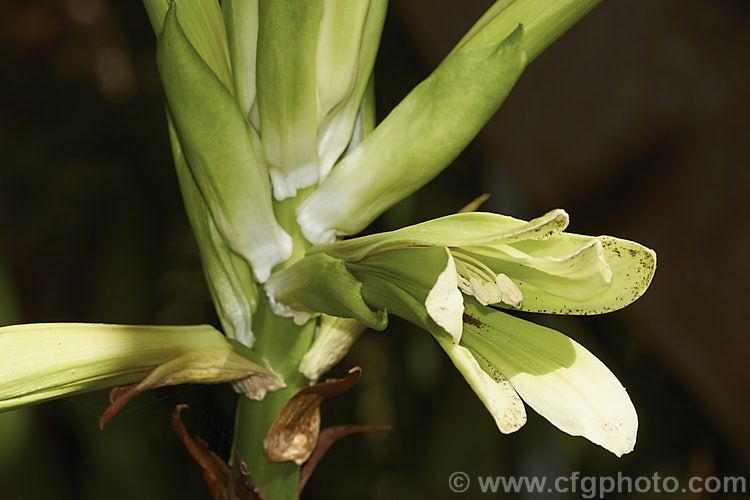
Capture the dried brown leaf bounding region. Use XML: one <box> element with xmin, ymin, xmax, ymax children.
<box><xmin>171</xmin><ymin>405</ymin><xmax>265</xmax><ymax>500</ymax></box>
<box><xmin>265</xmin><ymin>367</ymin><xmax>362</xmax><ymax>465</ymax></box>
<box><xmin>99</xmin><ymin>347</ymin><xmax>281</xmax><ymax>428</ymax></box>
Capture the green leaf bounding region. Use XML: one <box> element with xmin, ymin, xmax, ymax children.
<box><xmin>265</xmin><ymin>253</ymin><xmax>387</xmax><ymax>331</ymax></box>
<box><xmin>452</xmin><ymin>0</ymin><xmax>602</xmax><ymax>63</ymax></box>
<box><xmin>167</xmin><ymin>114</ymin><xmax>257</xmax><ymax>347</ymax></box>
<box><xmin>316</xmin><ymin>1</ymin><xmax>371</xmax><ymax>120</ymax></box>
<box><xmin>340</xmin><ymin>73</ymin><xmax>376</xmax><ymax>162</ymax></box>
<box><xmin>308</xmin><ymin>209</ymin><xmax>567</xmax><ymax>262</ymax></box>
<box><xmin>349</xmin><ymin>247</ymin><xmax>464</xmax><ymax>342</ymax></box>
<box><xmin>256</xmin><ymin>0</ymin><xmax>324</xmax><ymax>200</ymax></box>
<box><xmin>223</xmin><ymin>0</ymin><xmax>259</xmax><ymax>119</ymax></box>
<box><xmin>99</xmin><ymin>344</ymin><xmax>284</xmax><ymax>426</ymax></box>
<box><xmin>158</xmin><ymin>6</ymin><xmax>292</xmax><ymax>282</ymax></box>
<box><xmin>298</xmin><ymin>316</ymin><xmax>367</xmax><ymax>381</ymax></box>
<box><xmin>143</xmin><ymin>0</ymin><xmax>234</xmax><ymax>92</ymax></box>
<box><xmin>143</xmin><ymin>0</ymin><xmax>169</xmax><ymax>35</ymax></box>
<box><xmin>298</xmin><ymin>27</ymin><xmax>526</xmax><ymax>243</ymax></box>
<box><xmin>0</xmin><ymin>323</ymin><xmax>230</xmax><ymax>412</ymax></box>
<box><xmin>460</xmin><ymin>299</ymin><xmax>638</xmax><ymax>456</ymax></box>
<box><xmin>316</xmin><ymin>0</ymin><xmax>388</xmax><ymax>179</ymax></box>
<box><xmin>358</xmin><ymin>72</ymin><xmax>377</xmax><ymax>138</ymax></box>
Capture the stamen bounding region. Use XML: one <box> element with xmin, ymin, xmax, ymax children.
<box><xmin>451</xmin><ymin>250</ymin><xmax>496</xmax><ymax>282</ymax></box>
<box><xmin>450</xmin><ymin>249</ymin><xmax>523</xmax><ymax>308</ymax></box>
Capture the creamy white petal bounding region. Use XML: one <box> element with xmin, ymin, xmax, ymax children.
<box><xmin>435</xmin><ymin>335</ymin><xmax>526</xmax><ymax>434</ymax></box>
<box><xmin>462</xmin><ymin>300</ymin><xmax>638</xmax><ymax>456</ymax></box>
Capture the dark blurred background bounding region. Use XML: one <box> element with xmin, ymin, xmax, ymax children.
<box><xmin>1</xmin><ymin>0</ymin><xmax>748</xmax><ymax>498</ymax></box>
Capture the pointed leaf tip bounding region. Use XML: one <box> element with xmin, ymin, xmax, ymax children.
<box><xmin>158</xmin><ymin>8</ymin><xmax>292</xmax><ymax>282</ymax></box>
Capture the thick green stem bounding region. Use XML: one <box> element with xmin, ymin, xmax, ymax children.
<box><xmin>228</xmin><ymin>171</ymin><xmax>316</xmax><ymax>500</ymax></box>
<box><xmin>232</xmin><ymin>386</ymin><xmax>306</xmax><ymax>499</ymax></box>
<box><xmin>231</xmin><ymin>295</ymin><xmax>315</xmax><ymax>500</ymax></box>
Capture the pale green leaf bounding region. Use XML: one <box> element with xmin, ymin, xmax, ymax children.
<box><xmin>158</xmin><ymin>7</ymin><xmax>292</xmax><ymax>282</ymax></box>
<box><xmin>223</xmin><ymin>0</ymin><xmax>259</xmax><ymax>118</ymax></box>
<box><xmin>265</xmin><ymin>253</ymin><xmax>387</xmax><ymax>330</ymax></box>
<box><xmin>99</xmin><ymin>344</ymin><xmax>283</xmax><ymax>425</ymax></box>
<box><xmin>122</xmin><ymin>345</ymin><xmax>282</xmax><ymax>400</ymax></box>
<box><xmin>256</xmin><ymin>0</ymin><xmax>324</xmax><ymax>199</ymax></box>
<box><xmin>0</xmin><ymin>323</ymin><xmax>229</xmax><ymax>412</ymax></box>
<box><xmin>316</xmin><ymin>0</ymin><xmax>371</xmax><ymax>119</ymax></box>
<box><xmin>298</xmin><ymin>27</ymin><xmax>526</xmax><ymax>243</ymax></box>
<box><xmin>299</xmin><ymin>316</ymin><xmax>367</xmax><ymax>381</ymax></box>
<box><xmin>452</xmin><ymin>0</ymin><xmax>602</xmax><ymax>63</ymax></box>
<box><xmin>358</xmin><ymin>72</ymin><xmax>377</xmax><ymax>138</ymax></box>
<box><xmin>317</xmin><ymin>0</ymin><xmax>387</xmax><ymax>179</ymax></box>
<box><xmin>143</xmin><ymin>0</ymin><xmax>234</xmax><ymax>92</ymax></box>
<box><xmin>350</xmin><ymin>247</ymin><xmax>463</xmax><ymax>342</ymax></box>
<box><xmin>308</xmin><ymin>209</ymin><xmax>567</xmax><ymax>262</ymax></box>
<box><xmin>167</xmin><ymin>114</ymin><xmax>257</xmax><ymax>347</ymax></box>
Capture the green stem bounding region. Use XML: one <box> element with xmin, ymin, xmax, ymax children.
<box><xmin>229</xmin><ymin>174</ymin><xmax>316</xmax><ymax>499</ymax></box>
<box><xmin>231</xmin><ymin>295</ymin><xmax>315</xmax><ymax>500</ymax></box>
<box><xmin>232</xmin><ymin>386</ymin><xmax>305</xmax><ymax>499</ymax></box>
